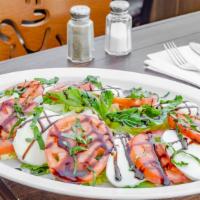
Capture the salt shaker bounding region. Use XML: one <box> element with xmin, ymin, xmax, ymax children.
<box><xmin>67</xmin><ymin>5</ymin><xmax>94</xmax><ymax>63</ymax></box>
<box><xmin>105</xmin><ymin>0</ymin><xmax>132</xmax><ymax>56</ymax></box>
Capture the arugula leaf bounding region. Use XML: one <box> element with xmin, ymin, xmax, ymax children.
<box><xmin>160</xmin><ymin>95</ymin><xmax>183</xmax><ymax>109</ymax></box>
<box><xmin>8</xmin><ymin>100</ymin><xmax>25</xmax><ymax>138</ymax></box>
<box><xmin>61</xmin><ymin>131</ymin><xmax>92</xmax><ymax>145</ymax></box>
<box><xmin>84</xmin><ymin>75</ymin><xmax>102</xmax><ymax>89</ymax></box>
<box><xmin>171</xmin><ymin>158</ymin><xmax>188</xmax><ymax>167</ymax></box>
<box><xmin>9</xmin><ymin>118</ymin><xmax>25</xmax><ymax>138</ymax></box>
<box><xmin>44</xmin><ymin>87</ymin><xmax>85</xmax><ymax>112</ymax></box>
<box><xmin>4</xmin><ymin>89</ymin><xmax>15</xmax><ymax>96</ymax></box>
<box><xmin>44</xmin><ymin>87</ymin><xmax>114</xmax><ymax>119</ymax></box>
<box><xmin>4</xmin><ymin>86</ymin><xmax>26</xmax><ymax>98</ymax></box>
<box><xmin>43</xmin><ymin>91</ymin><xmax>69</xmax><ymax>107</ymax></box>
<box><xmin>64</xmin><ymin>86</ymin><xmax>85</xmax><ymax>110</ymax></box>
<box><xmin>13</xmin><ymin>102</ymin><xmax>24</xmax><ymax>117</ymax></box>
<box><xmin>31</xmin><ymin>125</ymin><xmax>45</xmax><ymax>150</ymax></box>
<box><xmin>20</xmin><ymin>163</ymin><xmax>49</xmax><ymax>176</ymax></box>
<box><xmin>30</xmin><ymin>107</ymin><xmax>45</xmax><ymax>150</ymax></box>
<box><xmin>91</xmin><ymin>90</ymin><xmax>114</xmax><ymax>119</ymax></box>
<box><xmin>107</xmin><ymin>105</ymin><xmax>166</xmax><ymax>129</ymax></box>
<box><xmin>34</xmin><ymin>77</ymin><xmax>59</xmax><ymax>86</ymax></box>
<box><xmin>128</xmin><ymin>88</ymin><xmax>154</xmax><ymax>99</ymax></box>
<box><xmin>142</xmin><ymin>105</ymin><xmax>161</xmax><ymax>118</ymax></box>
<box><xmin>69</xmin><ymin>146</ymin><xmax>87</xmax><ymax>156</ymax></box>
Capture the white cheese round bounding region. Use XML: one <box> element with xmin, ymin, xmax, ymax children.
<box><xmin>106</xmin><ymin>137</ymin><xmax>143</xmax><ymax>187</ymax></box>
<box><xmin>162</xmin><ymin>130</ymin><xmax>200</xmax><ymax>180</ymax></box>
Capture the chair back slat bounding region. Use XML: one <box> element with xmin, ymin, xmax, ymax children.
<box><xmin>0</xmin><ymin>0</ymin><xmax>110</xmax><ymax>61</ymax></box>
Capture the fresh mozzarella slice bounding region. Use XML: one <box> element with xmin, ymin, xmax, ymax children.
<box><xmin>162</xmin><ymin>130</ymin><xmax>182</xmax><ymax>155</ymax></box>
<box><xmin>13</xmin><ymin>110</ymin><xmax>74</xmax><ymax>166</ymax></box>
<box><xmin>91</xmin><ymin>84</ymin><xmax>124</xmax><ymax>97</ymax></box>
<box><xmin>176</xmin><ymin>101</ymin><xmax>199</xmax><ymax>116</ymax></box>
<box><xmin>106</xmin><ymin>137</ymin><xmax>142</xmax><ymax>187</ymax></box>
<box><xmin>105</xmin><ymin>86</ymin><xmax>124</xmax><ymax>97</ymax></box>
<box><xmin>13</xmin><ymin>122</ymin><xmax>47</xmax><ymax>166</ymax></box>
<box><xmin>172</xmin><ymin>144</ymin><xmax>200</xmax><ymax>180</ymax></box>
<box><xmin>162</xmin><ymin>130</ymin><xmax>200</xmax><ymax>180</ymax></box>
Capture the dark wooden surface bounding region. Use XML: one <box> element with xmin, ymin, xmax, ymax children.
<box><xmin>0</xmin><ymin>11</ymin><xmax>200</xmax><ymax>200</ymax></box>
<box><xmin>150</xmin><ymin>0</ymin><xmax>200</xmax><ymax>23</ymax></box>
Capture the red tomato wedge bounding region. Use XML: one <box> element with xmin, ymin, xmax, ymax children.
<box><xmin>45</xmin><ymin>114</ymin><xmax>113</xmax><ymax>184</ymax></box>
<box><xmin>129</xmin><ymin>133</ymin><xmax>189</xmax><ymax>185</ymax></box>
<box><xmin>155</xmin><ymin>143</ymin><xmax>189</xmax><ymax>184</ymax></box>
<box><xmin>168</xmin><ymin>113</ymin><xmax>200</xmax><ymax>143</ymax></box>
<box><xmin>0</xmin><ymin>80</ymin><xmax>44</xmax><ymax>139</ymax></box>
<box><xmin>113</xmin><ymin>96</ymin><xmax>157</xmax><ymax>109</ymax></box>
<box><xmin>0</xmin><ymin>139</ymin><xmax>15</xmax><ymax>157</ymax></box>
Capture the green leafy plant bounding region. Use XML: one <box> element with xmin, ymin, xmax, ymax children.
<box><xmin>84</xmin><ymin>75</ymin><xmax>102</xmax><ymax>89</ymax></box>
<box><xmin>21</xmin><ymin>163</ymin><xmax>49</xmax><ymax>176</ymax></box>
<box><xmin>34</xmin><ymin>77</ymin><xmax>59</xmax><ymax>86</ymax></box>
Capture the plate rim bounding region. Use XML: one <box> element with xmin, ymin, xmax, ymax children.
<box><xmin>0</xmin><ymin>67</ymin><xmax>200</xmax><ymax>199</ymax></box>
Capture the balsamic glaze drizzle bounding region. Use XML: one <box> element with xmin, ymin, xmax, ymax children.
<box><xmin>148</xmin><ymin>134</ymin><xmax>171</xmax><ymax>186</ymax></box>
<box><xmin>175</xmin><ymin>101</ymin><xmax>199</xmax><ymax>115</ymax></box>
<box><xmin>114</xmin><ymin>134</ymin><xmax>144</xmax><ymax>181</ymax></box>
<box><xmin>22</xmin><ymin>112</ymin><xmax>59</xmax><ymax>160</ymax></box>
<box><xmin>113</xmin><ymin>149</ymin><xmax>122</xmax><ymax>181</ymax></box>
<box><xmin>50</xmin><ymin>115</ymin><xmax>114</xmax><ymax>182</ymax></box>
<box><xmin>170</xmin><ymin>114</ymin><xmax>188</xmax><ymax>150</ymax></box>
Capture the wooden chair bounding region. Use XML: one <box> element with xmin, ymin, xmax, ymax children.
<box><xmin>0</xmin><ymin>0</ymin><xmax>110</xmax><ymax>61</ymax></box>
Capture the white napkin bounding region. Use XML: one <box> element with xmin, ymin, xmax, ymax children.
<box><xmin>144</xmin><ymin>45</ymin><xmax>200</xmax><ymax>88</ymax></box>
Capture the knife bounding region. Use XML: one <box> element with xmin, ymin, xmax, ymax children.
<box><xmin>189</xmin><ymin>42</ymin><xmax>200</xmax><ymax>56</ymax></box>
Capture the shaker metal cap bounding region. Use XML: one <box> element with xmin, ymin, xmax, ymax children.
<box><xmin>110</xmin><ymin>0</ymin><xmax>130</xmax><ymax>13</ymax></box>
<box><xmin>70</xmin><ymin>5</ymin><xmax>90</xmax><ymax>19</ymax></box>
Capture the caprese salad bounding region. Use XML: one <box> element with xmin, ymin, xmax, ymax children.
<box><xmin>0</xmin><ymin>75</ymin><xmax>200</xmax><ymax>188</ymax></box>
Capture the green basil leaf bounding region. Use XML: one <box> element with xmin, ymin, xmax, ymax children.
<box><xmin>20</xmin><ymin>163</ymin><xmax>49</xmax><ymax>176</ymax></box>
<box><xmin>34</xmin><ymin>77</ymin><xmax>59</xmax><ymax>86</ymax></box>
<box><xmin>9</xmin><ymin>118</ymin><xmax>25</xmax><ymax>138</ymax></box>
<box><xmin>84</xmin><ymin>75</ymin><xmax>102</xmax><ymax>89</ymax></box>
<box><xmin>69</xmin><ymin>146</ymin><xmax>87</xmax><ymax>156</ymax></box>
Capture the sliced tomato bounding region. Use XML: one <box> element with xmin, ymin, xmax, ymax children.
<box><xmin>0</xmin><ymin>80</ymin><xmax>44</xmax><ymax>140</ymax></box>
<box><xmin>45</xmin><ymin>114</ymin><xmax>113</xmax><ymax>184</ymax></box>
<box><xmin>113</xmin><ymin>96</ymin><xmax>157</xmax><ymax>109</ymax></box>
<box><xmin>129</xmin><ymin>134</ymin><xmax>169</xmax><ymax>185</ymax></box>
<box><xmin>168</xmin><ymin>113</ymin><xmax>200</xmax><ymax>143</ymax></box>
<box><xmin>0</xmin><ymin>139</ymin><xmax>15</xmax><ymax>156</ymax></box>
<box><xmin>155</xmin><ymin>143</ymin><xmax>189</xmax><ymax>184</ymax></box>
<box><xmin>129</xmin><ymin>133</ymin><xmax>189</xmax><ymax>185</ymax></box>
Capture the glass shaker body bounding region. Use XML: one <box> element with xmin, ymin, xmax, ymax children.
<box><xmin>67</xmin><ymin>8</ymin><xmax>94</xmax><ymax>63</ymax></box>
<box><xmin>105</xmin><ymin>11</ymin><xmax>132</xmax><ymax>56</ymax></box>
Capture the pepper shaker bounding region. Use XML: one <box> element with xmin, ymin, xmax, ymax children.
<box><xmin>67</xmin><ymin>5</ymin><xmax>94</xmax><ymax>63</ymax></box>
<box><xmin>105</xmin><ymin>1</ymin><xmax>132</xmax><ymax>56</ymax></box>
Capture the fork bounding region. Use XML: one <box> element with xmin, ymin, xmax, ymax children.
<box><xmin>163</xmin><ymin>41</ymin><xmax>200</xmax><ymax>72</ymax></box>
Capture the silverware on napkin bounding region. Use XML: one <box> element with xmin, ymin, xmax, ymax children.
<box><xmin>189</xmin><ymin>42</ymin><xmax>200</xmax><ymax>56</ymax></box>
<box><xmin>163</xmin><ymin>41</ymin><xmax>200</xmax><ymax>72</ymax></box>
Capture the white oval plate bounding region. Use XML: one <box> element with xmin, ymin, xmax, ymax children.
<box><xmin>0</xmin><ymin>68</ymin><xmax>200</xmax><ymax>200</ymax></box>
